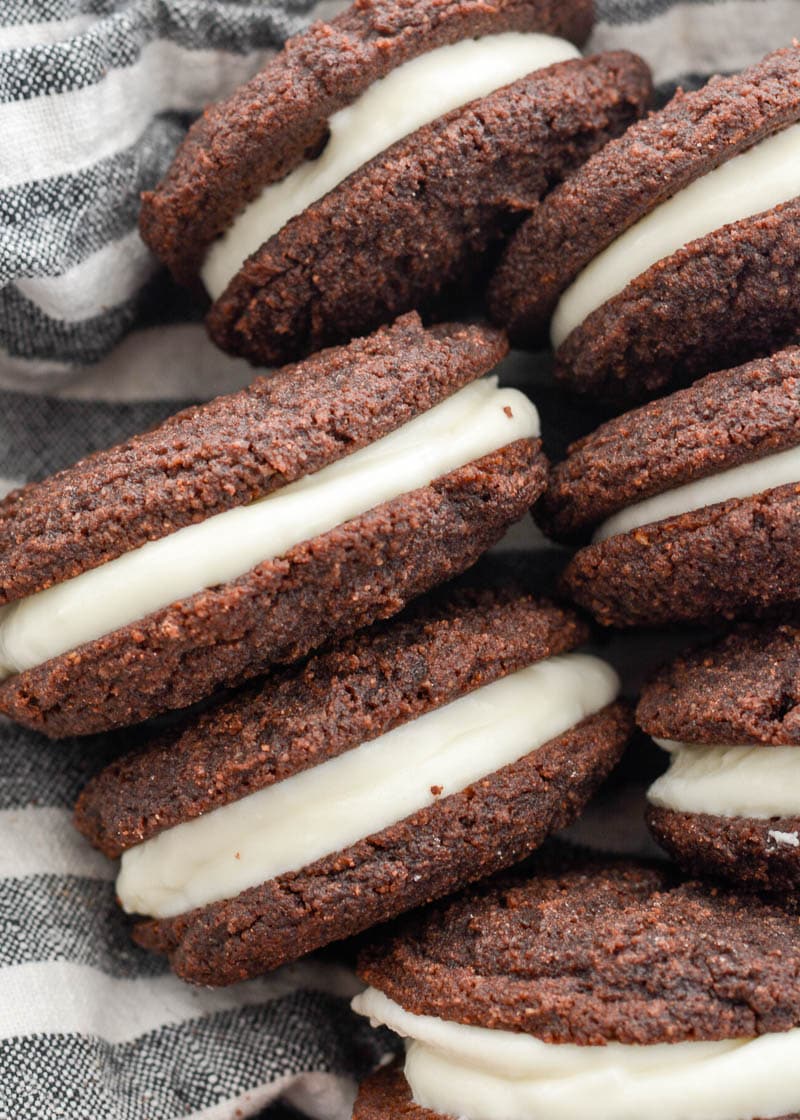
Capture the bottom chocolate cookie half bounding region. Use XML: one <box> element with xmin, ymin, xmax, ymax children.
<box><xmin>133</xmin><ymin>703</ymin><xmax>629</xmax><ymax>985</ymax></box>
<box><xmin>562</xmin><ymin>481</ymin><xmax>800</xmax><ymax>628</ymax></box>
<box><xmin>354</xmin><ymin>1064</ymin><xmax>433</xmax><ymax>1120</ymax></box>
<box><xmin>553</xmin><ymin>199</ymin><xmax>800</xmax><ymax>400</ymax></box>
<box><xmin>647</xmin><ymin>805</ymin><xmax>800</xmax><ymax>893</ymax></box>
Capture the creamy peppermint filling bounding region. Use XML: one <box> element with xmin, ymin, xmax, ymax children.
<box><xmin>551</xmin><ymin>121</ymin><xmax>800</xmax><ymax>349</ymax></box>
<box><xmin>0</xmin><ymin>379</ymin><xmax>539</xmax><ymax>680</ymax></box>
<box><xmin>648</xmin><ymin>737</ymin><xmax>800</xmax><ymax>819</ymax></box>
<box><xmin>593</xmin><ymin>441</ymin><xmax>800</xmax><ymax>542</ymax></box>
<box><xmin>202</xmin><ymin>32</ymin><xmax>580</xmax><ymax>298</ymax></box>
<box><xmin>353</xmin><ymin>988</ymin><xmax>800</xmax><ymax>1120</ymax></box>
<box><xmin>116</xmin><ymin>652</ymin><xmax>618</xmax><ymax>918</ymax></box>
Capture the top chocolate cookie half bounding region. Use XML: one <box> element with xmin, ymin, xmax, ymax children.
<box><xmin>352</xmin><ymin>854</ymin><xmax>800</xmax><ymax>1120</ymax></box>
<box><xmin>0</xmin><ymin>313</ymin><xmax>547</xmax><ymax>737</ymax></box>
<box><xmin>638</xmin><ymin>623</ymin><xmax>800</xmax><ymax>747</ymax></box>
<box><xmin>490</xmin><ymin>44</ymin><xmax>800</xmax><ymax>398</ymax></box>
<box><xmin>140</xmin><ymin>0</ymin><xmax>652</xmax><ymax>364</ymax></box>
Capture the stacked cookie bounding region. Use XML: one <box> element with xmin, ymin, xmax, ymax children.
<box><xmin>75</xmin><ymin>586</ymin><xmax>629</xmax><ymax>984</ymax></box>
<box><xmin>13</xmin><ymin>299</ymin><xmax>635</xmax><ymax>979</ymax></box>
<box><xmin>8</xmin><ymin>294</ymin><xmax>636</xmax><ymax>984</ymax></box>
<box><xmin>640</xmin><ymin>624</ymin><xmax>800</xmax><ymax>893</ymax></box>
<box><xmin>0</xmin><ymin>0</ymin><xmax>656</xmax><ymax>997</ymax></box>
<box><xmin>140</xmin><ymin>0</ymin><xmax>651</xmax><ymax>362</ymax></box>
<box><xmin>351</xmin><ymin>853</ymin><xmax>800</xmax><ymax>1118</ymax></box>
<box><xmin>0</xmin><ymin>314</ymin><xmax>548</xmax><ymax>737</ymax></box>
<box><xmin>518</xmin><ymin>45</ymin><xmax>800</xmax><ymax>914</ymax></box>
<box><xmin>541</xmin><ymin>346</ymin><xmax>800</xmax><ymax>627</ymax></box>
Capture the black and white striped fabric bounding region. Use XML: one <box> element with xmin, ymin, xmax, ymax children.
<box><xmin>0</xmin><ymin>2</ymin><xmax>796</xmax><ymax>1117</ymax></box>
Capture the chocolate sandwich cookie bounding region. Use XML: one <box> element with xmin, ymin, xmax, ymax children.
<box><xmin>0</xmin><ymin>313</ymin><xmax>547</xmax><ymax>739</ymax></box>
<box><xmin>140</xmin><ymin>0</ymin><xmax>651</xmax><ymax>366</ymax></box>
<box><xmin>540</xmin><ymin>345</ymin><xmax>800</xmax><ymax>628</ymax></box>
<box><xmin>640</xmin><ymin>624</ymin><xmax>800</xmax><ymax>892</ymax></box>
<box><xmin>352</xmin><ymin>853</ymin><xmax>800</xmax><ymax>1120</ymax></box>
<box><xmin>490</xmin><ymin>45</ymin><xmax>800</xmax><ymax>399</ymax></box>
<box><xmin>75</xmin><ymin>587</ymin><xmax>630</xmax><ymax>985</ymax></box>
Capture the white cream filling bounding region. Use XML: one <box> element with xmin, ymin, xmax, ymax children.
<box><xmin>551</xmin><ymin>121</ymin><xmax>800</xmax><ymax>349</ymax></box>
<box><xmin>594</xmin><ymin>441</ymin><xmax>800</xmax><ymax>542</ymax></box>
<box><xmin>0</xmin><ymin>379</ymin><xmax>539</xmax><ymax>680</ymax></box>
<box><xmin>116</xmin><ymin>652</ymin><xmax>618</xmax><ymax>919</ymax></box>
<box><xmin>353</xmin><ymin>988</ymin><xmax>800</xmax><ymax>1120</ymax></box>
<box><xmin>202</xmin><ymin>32</ymin><xmax>580</xmax><ymax>299</ymax></box>
<box><xmin>648</xmin><ymin>737</ymin><xmax>800</xmax><ymax>819</ymax></box>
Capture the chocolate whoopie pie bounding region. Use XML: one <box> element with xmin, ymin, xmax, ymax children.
<box><xmin>140</xmin><ymin>0</ymin><xmax>651</xmax><ymax>366</ymax></box>
<box><xmin>541</xmin><ymin>345</ymin><xmax>800</xmax><ymax>628</ymax></box>
<box><xmin>352</xmin><ymin>853</ymin><xmax>800</xmax><ymax>1119</ymax></box>
<box><xmin>75</xmin><ymin>587</ymin><xmax>630</xmax><ymax>985</ymax></box>
<box><xmin>640</xmin><ymin>625</ymin><xmax>800</xmax><ymax>892</ymax></box>
<box><xmin>490</xmin><ymin>45</ymin><xmax>800</xmax><ymax>399</ymax></box>
<box><xmin>0</xmin><ymin>313</ymin><xmax>547</xmax><ymax>739</ymax></box>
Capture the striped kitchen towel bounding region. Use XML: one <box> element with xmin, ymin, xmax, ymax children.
<box><xmin>0</xmin><ymin>1</ymin><xmax>797</xmax><ymax>1118</ymax></box>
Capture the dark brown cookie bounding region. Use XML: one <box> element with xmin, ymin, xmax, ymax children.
<box><xmin>357</xmin><ymin>854</ymin><xmax>800</xmax><ymax>1044</ymax></box>
<box><xmin>76</xmin><ymin>589</ymin><xmax>588</xmax><ymax>857</ymax></box>
<box><xmin>0</xmin><ymin>314</ymin><xmax>547</xmax><ymax>738</ymax></box>
<box><xmin>205</xmin><ymin>51</ymin><xmax>652</xmax><ymax>366</ymax></box>
<box><xmin>637</xmin><ymin>624</ymin><xmax>800</xmax><ymax>745</ymax></box>
<box><xmin>353</xmin><ymin>1064</ymin><xmax>431</xmax><ymax>1120</ymax></box>
<box><xmin>140</xmin><ymin>0</ymin><xmax>595</xmax><ymax>288</ymax></box>
<box><xmin>76</xmin><ymin>586</ymin><xmax>629</xmax><ymax>984</ymax></box>
<box><xmin>545</xmin><ymin>344</ymin><xmax>800</xmax><ymax>628</ymax></box>
<box><xmin>0</xmin><ymin>313</ymin><xmax>504</xmax><ymax>605</ymax></box>
<box><xmin>647</xmin><ymin>806</ymin><xmax>800</xmax><ymax>894</ymax></box>
<box><xmin>542</xmin><ymin>346</ymin><xmax>800</xmax><ymax>541</ymax></box>
<box><xmin>639</xmin><ymin>626</ymin><xmax>800</xmax><ymax>892</ymax></box>
<box><xmin>132</xmin><ymin>704</ymin><xmax>629</xmax><ymax>985</ymax></box>
<box><xmin>489</xmin><ymin>44</ymin><xmax>800</xmax><ymax>398</ymax></box>
<box><xmin>2</xmin><ymin>439</ymin><xmax>545</xmax><ymax>738</ymax></box>
<box><xmin>561</xmin><ymin>480</ymin><xmax>800</xmax><ymax>628</ymax></box>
